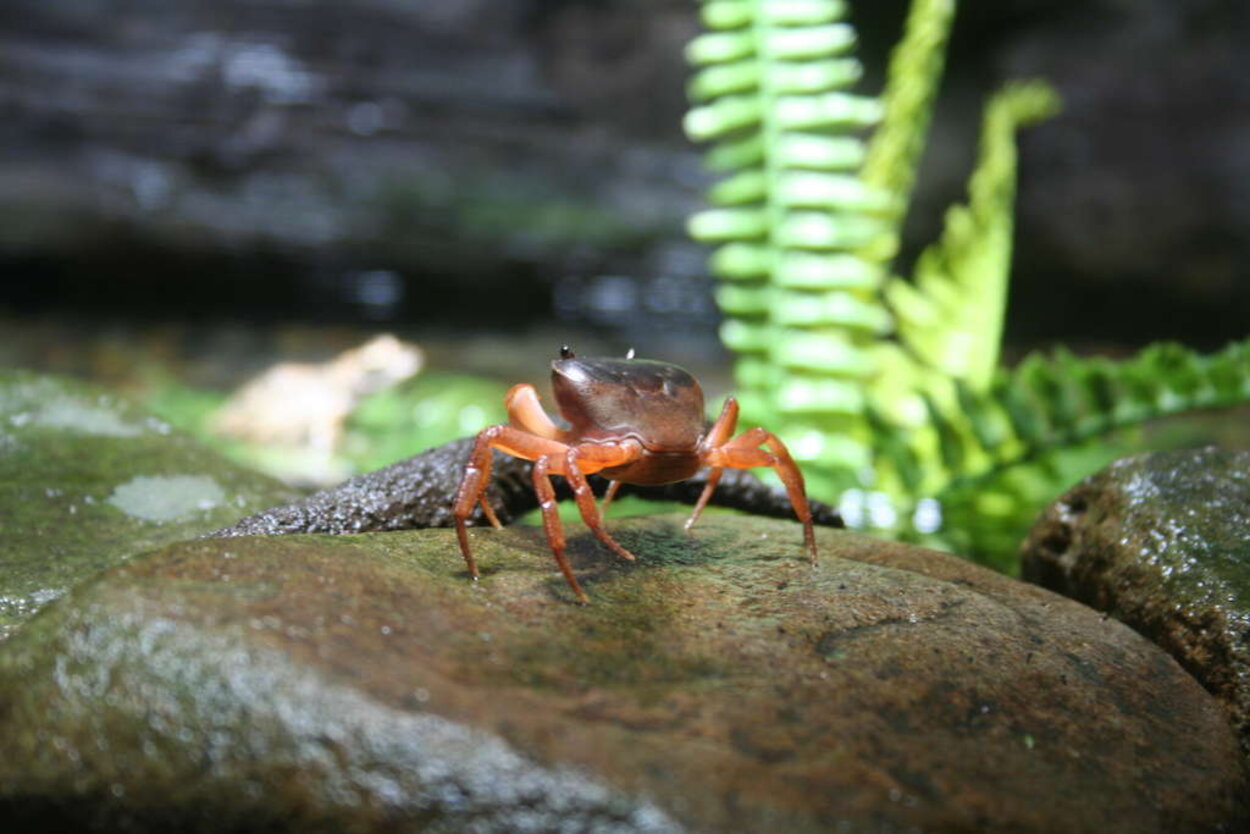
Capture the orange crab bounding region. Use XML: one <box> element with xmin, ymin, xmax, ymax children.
<box><xmin>453</xmin><ymin>347</ymin><xmax>816</xmax><ymax>602</ymax></box>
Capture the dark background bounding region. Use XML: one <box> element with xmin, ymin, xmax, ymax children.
<box><xmin>1</xmin><ymin>0</ymin><xmax>1247</xmax><ymax>377</ymax></box>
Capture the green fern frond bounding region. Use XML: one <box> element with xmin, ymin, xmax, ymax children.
<box><xmin>941</xmin><ymin>338</ymin><xmax>1250</xmax><ymax>565</ymax></box>
<box><xmin>859</xmin><ymin>0</ymin><xmax>955</xmax><ymax>242</ymax></box>
<box><xmin>878</xmin><ymin>338</ymin><xmax>1250</xmax><ymax>499</ymax></box>
<box><xmin>685</xmin><ymin>0</ymin><xmax>888</xmax><ymax>484</ymax></box>
<box><xmin>884</xmin><ymin>81</ymin><xmax>1061</xmax><ymax>391</ymax></box>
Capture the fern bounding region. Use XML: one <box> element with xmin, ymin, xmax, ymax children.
<box><xmin>930</xmin><ymin>338</ymin><xmax>1250</xmax><ymax>566</ymax></box>
<box><xmin>859</xmin><ymin>0</ymin><xmax>954</xmax><ymax>238</ymax></box>
<box><xmin>869</xmin><ymin>80</ymin><xmax>1061</xmax><ymax>496</ymax></box>
<box><xmin>685</xmin><ymin>0</ymin><xmax>1250</xmax><ymax>563</ymax></box>
<box><xmin>880</xmin><ymin>82</ymin><xmax>1060</xmax><ymax>391</ymax></box>
<box><xmin>686</xmin><ymin>0</ymin><xmax>889</xmax><ymax>489</ymax></box>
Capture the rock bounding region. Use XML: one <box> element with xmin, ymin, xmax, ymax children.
<box><xmin>1</xmin><ymin>514</ymin><xmax>1242</xmax><ymax>832</ymax></box>
<box><xmin>0</xmin><ymin>370</ymin><xmax>298</xmax><ymax>640</ymax></box>
<box><xmin>1021</xmin><ymin>447</ymin><xmax>1250</xmax><ymax>757</ymax></box>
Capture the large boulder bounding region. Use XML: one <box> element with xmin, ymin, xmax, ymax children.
<box><xmin>1</xmin><ymin>514</ymin><xmax>1243</xmax><ymax>832</ymax></box>
<box><xmin>1022</xmin><ymin>447</ymin><xmax>1250</xmax><ymax>757</ymax></box>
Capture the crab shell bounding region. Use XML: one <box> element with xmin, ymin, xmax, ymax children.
<box><xmin>551</xmin><ymin>356</ymin><xmax>705</xmax><ymax>454</ymax></box>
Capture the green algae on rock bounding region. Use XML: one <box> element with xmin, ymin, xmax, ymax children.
<box><xmin>1021</xmin><ymin>447</ymin><xmax>1250</xmax><ymax>756</ymax></box>
<box><xmin>0</xmin><ymin>370</ymin><xmax>299</xmax><ymax>640</ymax></box>
<box><xmin>0</xmin><ymin>514</ymin><xmax>1243</xmax><ymax>832</ymax></box>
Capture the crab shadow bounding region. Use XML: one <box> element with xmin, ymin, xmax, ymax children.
<box><xmin>514</xmin><ymin>513</ymin><xmax>753</xmax><ymax>601</ymax></box>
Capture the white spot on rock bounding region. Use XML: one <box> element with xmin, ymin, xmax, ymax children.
<box><xmin>107</xmin><ymin>475</ymin><xmax>227</xmax><ymax>522</ymax></box>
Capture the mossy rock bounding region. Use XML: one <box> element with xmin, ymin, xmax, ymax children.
<box><xmin>0</xmin><ymin>370</ymin><xmax>298</xmax><ymax>639</ymax></box>
<box><xmin>0</xmin><ymin>514</ymin><xmax>1242</xmax><ymax>832</ymax></box>
<box><xmin>1022</xmin><ymin>447</ymin><xmax>1250</xmax><ymax>757</ymax></box>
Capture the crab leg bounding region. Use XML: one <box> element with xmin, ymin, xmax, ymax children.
<box><xmin>706</xmin><ymin>427</ymin><xmax>817</xmax><ymax>564</ymax></box>
<box><xmin>686</xmin><ymin>397</ymin><xmax>740</xmax><ymax>531</ymax></box>
<box><xmin>452</xmin><ymin>424</ymin><xmax>569</xmax><ymax>580</ymax></box>
<box><xmin>530</xmin><ymin>442</ymin><xmax>642</xmax><ymax>602</ymax></box>
<box><xmin>531</xmin><ymin>455</ymin><xmax>589</xmax><ymax>603</ymax></box>
<box><xmin>685</xmin><ymin>469</ymin><xmax>723</xmax><ymax>532</ymax></box>
<box><xmin>560</xmin><ymin>445</ymin><xmax>642</xmax><ymax>564</ymax></box>
<box><xmin>599</xmin><ymin>479</ymin><xmax>623</xmax><ymax>515</ymax></box>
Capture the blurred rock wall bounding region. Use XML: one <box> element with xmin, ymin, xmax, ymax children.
<box><xmin>0</xmin><ymin>0</ymin><xmax>1246</xmax><ymax>348</ymax></box>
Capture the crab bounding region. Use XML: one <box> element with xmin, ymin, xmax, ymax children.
<box><xmin>452</xmin><ymin>347</ymin><xmax>817</xmax><ymax>602</ymax></box>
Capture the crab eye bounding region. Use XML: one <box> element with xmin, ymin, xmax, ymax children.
<box><xmin>559</xmin><ymin>345</ymin><xmax>575</xmax><ymax>359</ymax></box>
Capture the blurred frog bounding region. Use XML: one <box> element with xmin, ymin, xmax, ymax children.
<box><xmin>211</xmin><ymin>333</ymin><xmax>423</xmax><ymax>454</ymax></box>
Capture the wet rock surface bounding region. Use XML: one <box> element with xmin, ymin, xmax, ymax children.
<box><xmin>0</xmin><ymin>370</ymin><xmax>299</xmax><ymax>640</ymax></box>
<box><xmin>208</xmin><ymin>435</ymin><xmax>844</xmax><ymax>538</ymax></box>
<box><xmin>1021</xmin><ymin>447</ymin><xmax>1250</xmax><ymax>756</ymax></box>
<box><xmin>1</xmin><ymin>514</ymin><xmax>1243</xmax><ymax>833</ymax></box>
